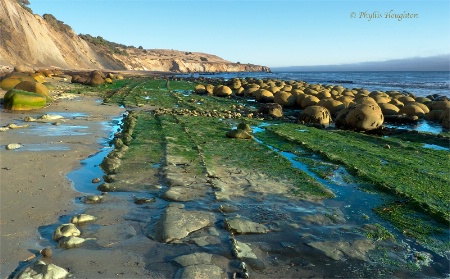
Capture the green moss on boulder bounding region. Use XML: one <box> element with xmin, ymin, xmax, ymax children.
<box><xmin>3</xmin><ymin>89</ymin><xmax>47</xmax><ymax>111</ymax></box>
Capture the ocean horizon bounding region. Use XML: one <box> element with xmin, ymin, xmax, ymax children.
<box><xmin>184</xmin><ymin>71</ymin><xmax>450</xmax><ymax>98</ymax></box>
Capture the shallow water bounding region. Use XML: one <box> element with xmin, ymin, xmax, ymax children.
<box><xmin>385</xmin><ymin>120</ymin><xmax>444</xmax><ymax>134</ymax></box>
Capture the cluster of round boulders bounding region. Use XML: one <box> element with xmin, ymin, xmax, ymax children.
<box><xmin>0</xmin><ymin>67</ymin><xmax>63</xmax><ymax>110</ymax></box>
<box><xmin>71</xmin><ymin>70</ymin><xmax>123</xmax><ymax>87</ymax></box>
<box><xmin>192</xmin><ymin>77</ymin><xmax>450</xmax><ymax>130</ymax></box>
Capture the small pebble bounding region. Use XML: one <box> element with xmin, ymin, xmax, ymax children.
<box><xmin>41</xmin><ymin>247</ymin><xmax>52</xmax><ymax>257</ymax></box>
<box><xmin>92</xmin><ymin>178</ymin><xmax>101</xmax><ymax>183</ymax></box>
<box><xmin>6</xmin><ymin>143</ymin><xmax>21</xmax><ymax>150</ymax></box>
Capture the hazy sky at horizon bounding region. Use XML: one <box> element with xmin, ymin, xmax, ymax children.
<box><xmin>29</xmin><ymin>0</ymin><xmax>450</xmax><ymax>68</ymax></box>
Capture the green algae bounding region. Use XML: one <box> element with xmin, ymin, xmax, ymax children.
<box><xmin>257</xmin><ymin>123</ymin><xmax>450</xmax><ymax>224</ymax></box>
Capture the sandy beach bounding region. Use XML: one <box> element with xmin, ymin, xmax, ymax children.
<box><xmin>0</xmin><ymin>79</ymin><xmax>123</xmax><ymax>277</ymax></box>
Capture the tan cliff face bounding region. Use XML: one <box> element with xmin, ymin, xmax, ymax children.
<box><xmin>0</xmin><ymin>0</ymin><xmax>270</xmax><ymax>73</ymax></box>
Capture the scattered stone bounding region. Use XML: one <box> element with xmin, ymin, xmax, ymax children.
<box><xmin>133</xmin><ymin>196</ymin><xmax>156</xmax><ymax>204</ymax></box>
<box><xmin>383</xmin><ymin>144</ymin><xmax>391</xmax><ymax>149</ymax></box>
<box><xmin>226</xmin><ymin>129</ymin><xmax>253</xmax><ymax>139</ymax></box>
<box><xmin>24</xmin><ymin>116</ymin><xmax>36</xmax><ymax>122</ymax></box>
<box><xmin>97</xmin><ymin>183</ymin><xmax>115</xmax><ymax>192</ymax></box>
<box><xmin>155</xmin><ymin>203</ymin><xmax>215</xmax><ymax>243</ymax></box>
<box><xmin>58</xmin><ymin>236</ymin><xmax>94</xmax><ymax>249</ymax></box>
<box><xmin>6</xmin><ymin>123</ymin><xmax>30</xmax><ymax>129</ymax></box>
<box><xmin>81</xmin><ymin>195</ymin><xmax>104</xmax><ymax>204</ymax></box>
<box><xmin>6</xmin><ymin>143</ymin><xmax>21</xmax><ymax>150</ymax></box>
<box><xmin>236</xmin><ymin>122</ymin><xmax>252</xmax><ymax>133</ymax></box>
<box><xmin>218</xmin><ymin>204</ymin><xmax>239</xmax><ymax>213</ymax></box>
<box><xmin>224</xmin><ymin>217</ymin><xmax>269</xmax><ymax>234</ymax></box>
<box><xmin>40</xmin><ymin>247</ymin><xmax>52</xmax><ymax>258</ymax></box>
<box><xmin>14</xmin><ymin>260</ymin><xmax>69</xmax><ymax>279</ymax></box>
<box><xmin>0</xmin><ymin>127</ymin><xmax>9</xmax><ymax>132</ymax></box>
<box><xmin>39</xmin><ymin>114</ymin><xmax>64</xmax><ymax>120</ymax></box>
<box><xmin>52</xmin><ymin>223</ymin><xmax>80</xmax><ymax>241</ymax></box>
<box><xmin>91</xmin><ymin>178</ymin><xmax>101</xmax><ymax>183</ymax></box>
<box><xmin>70</xmin><ymin>214</ymin><xmax>97</xmax><ymax>224</ymax></box>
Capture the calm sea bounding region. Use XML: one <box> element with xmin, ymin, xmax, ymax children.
<box><xmin>183</xmin><ymin>71</ymin><xmax>450</xmax><ymax>98</ymax></box>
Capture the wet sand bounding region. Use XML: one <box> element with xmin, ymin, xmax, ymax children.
<box><xmin>0</xmin><ymin>80</ymin><xmax>124</xmax><ymax>277</ymax></box>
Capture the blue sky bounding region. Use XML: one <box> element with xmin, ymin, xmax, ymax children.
<box><xmin>29</xmin><ymin>0</ymin><xmax>450</xmax><ymax>67</ymax></box>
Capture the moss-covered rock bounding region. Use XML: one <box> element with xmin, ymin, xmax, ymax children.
<box><xmin>14</xmin><ymin>80</ymin><xmax>51</xmax><ymax>101</ymax></box>
<box><xmin>258</xmin><ymin>103</ymin><xmax>283</xmax><ymax>118</ymax></box>
<box><xmin>237</xmin><ymin>122</ymin><xmax>252</xmax><ymax>133</ymax></box>
<box><xmin>226</xmin><ymin>129</ymin><xmax>253</xmax><ymax>139</ymax></box>
<box><xmin>0</xmin><ymin>78</ymin><xmax>21</xmax><ymax>90</ymax></box>
<box><xmin>3</xmin><ymin>89</ymin><xmax>47</xmax><ymax>111</ymax></box>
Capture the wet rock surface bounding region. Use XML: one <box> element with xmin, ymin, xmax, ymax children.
<box><xmin>154</xmin><ymin>203</ymin><xmax>216</xmax><ymax>243</ymax></box>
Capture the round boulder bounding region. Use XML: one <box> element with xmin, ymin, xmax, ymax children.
<box><xmin>274</xmin><ymin>91</ymin><xmax>296</xmax><ymax>107</ymax></box>
<box><xmin>194</xmin><ymin>84</ymin><xmax>206</xmax><ymax>94</ymax></box>
<box><xmin>214</xmin><ymin>85</ymin><xmax>232</xmax><ymax>97</ymax></box>
<box><xmin>399</xmin><ymin>104</ymin><xmax>425</xmax><ymax>118</ymax></box>
<box><xmin>301</xmin><ymin>95</ymin><xmax>320</xmax><ymax>109</ymax></box>
<box><xmin>336</xmin><ymin>103</ymin><xmax>384</xmax><ymax>131</ymax></box>
<box><xmin>299</xmin><ymin>106</ymin><xmax>332</xmax><ymax>127</ymax></box>
<box><xmin>379</xmin><ymin>103</ymin><xmax>400</xmax><ymax>116</ymax></box>
<box><xmin>317</xmin><ymin>99</ymin><xmax>345</xmax><ymax>116</ymax></box>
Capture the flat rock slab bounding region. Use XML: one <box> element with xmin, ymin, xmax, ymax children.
<box><xmin>174</xmin><ymin>264</ymin><xmax>226</xmax><ymax>279</ymax></box>
<box><xmin>156</xmin><ymin>203</ymin><xmax>215</xmax><ymax>243</ymax></box>
<box><xmin>308</xmin><ymin>239</ymin><xmax>376</xmax><ymax>261</ymax></box>
<box><xmin>161</xmin><ymin>186</ymin><xmax>207</xmax><ymax>202</ymax></box>
<box><xmin>224</xmin><ymin>217</ymin><xmax>269</xmax><ymax>234</ymax></box>
<box><xmin>174</xmin><ymin>252</ymin><xmax>213</xmax><ymax>267</ymax></box>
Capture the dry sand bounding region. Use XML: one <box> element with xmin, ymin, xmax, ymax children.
<box><xmin>0</xmin><ymin>82</ymin><xmax>123</xmax><ymax>277</ymax></box>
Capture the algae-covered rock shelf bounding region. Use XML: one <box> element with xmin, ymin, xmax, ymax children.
<box><xmin>12</xmin><ymin>75</ymin><xmax>448</xmax><ymax>278</ymax></box>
